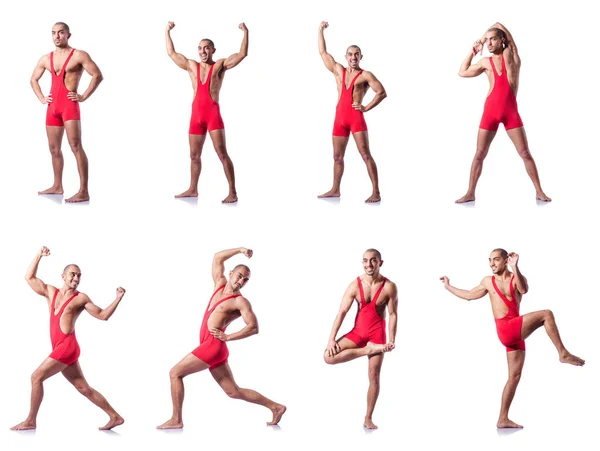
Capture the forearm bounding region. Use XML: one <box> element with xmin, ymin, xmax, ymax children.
<box><xmin>445</xmin><ymin>284</ymin><xmax>474</xmax><ymax>301</ymax></box>
<box><xmin>492</xmin><ymin>22</ymin><xmax>513</xmax><ymax>42</ymax></box>
<box><xmin>165</xmin><ymin>31</ymin><xmax>176</xmax><ymax>55</ymax></box>
<box><xmin>226</xmin><ymin>323</ymin><xmax>258</xmax><ymax>341</ymax></box>
<box><xmin>214</xmin><ymin>248</ymin><xmax>245</xmax><ymax>264</ymax></box>
<box><xmin>318</xmin><ymin>30</ymin><xmax>327</xmax><ymax>55</ymax></box>
<box><xmin>459</xmin><ymin>52</ymin><xmax>476</xmax><ymax>74</ymax></box>
<box><xmin>512</xmin><ymin>266</ymin><xmax>528</xmax><ymax>293</ymax></box>
<box><xmin>239</xmin><ymin>30</ymin><xmax>249</xmax><ymax>57</ymax></box>
<box><xmin>98</xmin><ymin>297</ymin><xmax>122</xmax><ymax>321</ymax></box>
<box><xmin>25</xmin><ymin>254</ymin><xmax>42</xmax><ymax>280</ymax></box>
<box><xmin>364</xmin><ymin>90</ymin><xmax>387</xmax><ymax>112</ymax></box>
<box><xmin>328</xmin><ymin>313</ymin><xmax>345</xmax><ymax>341</ymax></box>
<box><xmin>387</xmin><ymin>313</ymin><xmax>397</xmax><ymax>344</ymax></box>
<box><xmin>30</xmin><ymin>80</ymin><xmax>46</xmax><ymax>102</ymax></box>
<box><xmin>80</xmin><ymin>74</ymin><xmax>103</xmax><ymax>101</ymax></box>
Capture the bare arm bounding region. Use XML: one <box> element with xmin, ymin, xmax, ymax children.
<box><xmin>507</xmin><ymin>253</ymin><xmax>528</xmax><ymax>294</ymax></box>
<box><xmin>83</xmin><ymin>288</ymin><xmax>126</xmax><ymax>321</ymax></box>
<box><xmin>458</xmin><ymin>45</ymin><xmax>486</xmax><ymax>78</ymax></box>
<box><xmin>355</xmin><ymin>71</ymin><xmax>387</xmax><ymax>112</ymax></box>
<box><xmin>25</xmin><ymin>246</ymin><xmax>51</xmax><ymax>297</ymax></box>
<box><xmin>165</xmin><ymin>22</ymin><xmax>190</xmax><ymax>70</ymax></box>
<box><xmin>30</xmin><ymin>56</ymin><xmax>51</xmax><ymax>104</ymax></box>
<box><xmin>318</xmin><ymin>21</ymin><xmax>337</xmax><ymax>73</ymax></box>
<box><xmin>440</xmin><ymin>276</ymin><xmax>488</xmax><ymax>301</ymax></box>
<box><xmin>325</xmin><ymin>282</ymin><xmax>355</xmax><ymax>356</ymax></box>
<box><xmin>212</xmin><ymin>247</ymin><xmax>253</xmax><ymax>285</ymax></box>
<box><xmin>492</xmin><ymin>22</ymin><xmax>518</xmax><ymax>54</ymax></box>
<box><xmin>69</xmin><ymin>51</ymin><xmax>103</xmax><ymax>102</ymax></box>
<box><xmin>211</xmin><ymin>297</ymin><xmax>258</xmax><ymax>341</ymax></box>
<box><xmin>223</xmin><ymin>23</ymin><xmax>249</xmax><ymax>70</ymax></box>
<box><xmin>387</xmin><ymin>283</ymin><xmax>399</xmax><ymax>348</ymax></box>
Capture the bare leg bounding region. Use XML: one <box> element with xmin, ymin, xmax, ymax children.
<box><xmin>209</xmin><ymin>129</ymin><xmax>237</xmax><ymax>203</ymax></box>
<box><xmin>157</xmin><ymin>353</ymin><xmax>210</xmax><ymax>429</ymax></box>
<box><xmin>323</xmin><ymin>338</ymin><xmax>389</xmax><ymax>365</ymax></box>
<box><xmin>11</xmin><ymin>357</ymin><xmax>67</xmax><ymax>430</ymax></box>
<box><xmin>456</xmin><ymin>128</ymin><xmax>496</xmax><ymax>203</ymax></box>
<box><xmin>39</xmin><ymin>126</ymin><xmax>65</xmax><ymax>195</ymax></box>
<box><xmin>175</xmin><ymin>134</ymin><xmax>206</xmax><ymax>198</ymax></box>
<box><xmin>62</xmin><ymin>362</ymin><xmax>123</xmax><ymax>430</ymax></box>
<box><xmin>497</xmin><ymin>350</ymin><xmax>525</xmax><ymax>428</ymax></box>
<box><xmin>521</xmin><ymin>310</ymin><xmax>584</xmax><ymax>365</ymax></box>
<box><xmin>319</xmin><ymin>135</ymin><xmax>349</xmax><ymax>198</ymax></box>
<box><xmin>506</xmin><ymin>127</ymin><xmax>551</xmax><ymax>202</ymax></box>
<box><xmin>62</xmin><ymin>120</ymin><xmax>90</xmax><ymax>202</ymax></box>
<box><xmin>211</xmin><ymin>363</ymin><xmax>286</xmax><ymax>425</ymax></box>
<box><xmin>364</xmin><ymin>353</ymin><xmax>383</xmax><ymax>429</ymax></box>
<box><xmin>353</xmin><ymin>131</ymin><xmax>381</xmax><ymax>203</ymax></box>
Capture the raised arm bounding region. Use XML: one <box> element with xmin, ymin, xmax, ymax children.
<box><xmin>458</xmin><ymin>39</ymin><xmax>486</xmax><ymax>77</ymax></box>
<box><xmin>223</xmin><ymin>23</ymin><xmax>249</xmax><ymax>70</ymax></box>
<box><xmin>165</xmin><ymin>22</ymin><xmax>190</xmax><ymax>70</ymax></box>
<box><xmin>83</xmin><ymin>287</ymin><xmax>126</xmax><ymax>321</ymax></box>
<box><xmin>491</xmin><ymin>22</ymin><xmax>518</xmax><ymax>55</ymax></box>
<box><xmin>318</xmin><ymin>21</ymin><xmax>337</xmax><ymax>72</ymax></box>
<box><xmin>386</xmin><ymin>283</ymin><xmax>399</xmax><ymax>350</ymax></box>
<box><xmin>212</xmin><ymin>247</ymin><xmax>253</xmax><ymax>285</ymax></box>
<box><xmin>325</xmin><ymin>282</ymin><xmax>355</xmax><ymax>357</ymax></box>
<box><xmin>68</xmin><ymin>51</ymin><xmax>103</xmax><ymax>102</ymax></box>
<box><xmin>25</xmin><ymin>246</ymin><xmax>51</xmax><ymax>297</ymax></box>
<box><xmin>353</xmin><ymin>71</ymin><xmax>387</xmax><ymax>112</ymax></box>
<box><xmin>210</xmin><ymin>297</ymin><xmax>258</xmax><ymax>341</ymax></box>
<box><xmin>30</xmin><ymin>55</ymin><xmax>51</xmax><ymax>104</ymax></box>
<box><xmin>440</xmin><ymin>276</ymin><xmax>488</xmax><ymax>301</ymax></box>
<box><xmin>507</xmin><ymin>253</ymin><xmax>528</xmax><ymax>294</ymax></box>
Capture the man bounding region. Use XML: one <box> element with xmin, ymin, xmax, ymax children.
<box><xmin>11</xmin><ymin>246</ymin><xmax>126</xmax><ymax>431</ymax></box>
<box><xmin>440</xmin><ymin>249</ymin><xmax>584</xmax><ymax>428</ymax></box>
<box><xmin>317</xmin><ymin>22</ymin><xmax>387</xmax><ymax>203</ymax></box>
<box><xmin>166</xmin><ymin>22</ymin><xmax>248</xmax><ymax>203</ymax></box>
<box><xmin>324</xmin><ymin>249</ymin><xmax>398</xmax><ymax>429</ymax></box>
<box><xmin>31</xmin><ymin>22</ymin><xmax>103</xmax><ymax>203</ymax></box>
<box><xmin>157</xmin><ymin>247</ymin><xmax>286</xmax><ymax>429</ymax></box>
<box><xmin>456</xmin><ymin>23</ymin><xmax>551</xmax><ymax>203</ymax></box>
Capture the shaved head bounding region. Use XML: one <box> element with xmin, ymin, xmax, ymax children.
<box><xmin>63</xmin><ymin>264</ymin><xmax>80</xmax><ymax>275</ymax></box>
<box><xmin>233</xmin><ymin>264</ymin><xmax>250</xmax><ymax>273</ymax></box>
<box><xmin>347</xmin><ymin>44</ymin><xmax>362</xmax><ymax>54</ymax></box>
<box><xmin>54</xmin><ymin>22</ymin><xmax>70</xmax><ymax>33</ymax></box>
<box><xmin>200</xmin><ymin>38</ymin><xmax>215</xmax><ymax>49</ymax></box>
<box><xmin>491</xmin><ymin>248</ymin><xmax>508</xmax><ymax>259</ymax></box>
<box><xmin>364</xmin><ymin>248</ymin><xmax>382</xmax><ymax>261</ymax></box>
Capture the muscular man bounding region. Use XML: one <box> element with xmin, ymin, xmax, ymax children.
<box><xmin>440</xmin><ymin>249</ymin><xmax>584</xmax><ymax>428</ymax></box>
<box><xmin>456</xmin><ymin>23</ymin><xmax>551</xmax><ymax>203</ymax></box>
<box><xmin>157</xmin><ymin>247</ymin><xmax>286</xmax><ymax>429</ymax></box>
<box><xmin>317</xmin><ymin>22</ymin><xmax>387</xmax><ymax>203</ymax></box>
<box><xmin>166</xmin><ymin>22</ymin><xmax>248</xmax><ymax>203</ymax></box>
<box><xmin>11</xmin><ymin>247</ymin><xmax>126</xmax><ymax>431</ymax></box>
<box><xmin>324</xmin><ymin>249</ymin><xmax>398</xmax><ymax>429</ymax></box>
<box><xmin>31</xmin><ymin>22</ymin><xmax>103</xmax><ymax>203</ymax></box>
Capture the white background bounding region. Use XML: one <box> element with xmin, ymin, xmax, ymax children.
<box><xmin>0</xmin><ymin>0</ymin><xmax>598</xmax><ymax>450</ymax></box>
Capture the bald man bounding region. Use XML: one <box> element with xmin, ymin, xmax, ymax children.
<box><xmin>11</xmin><ymin>247</ymin><xmax>126</xmax><ymax>431</ymax></box>
<box><xmin>157</xmin><ymin>247</ymin><xmax>286</xmax><ymax>429</ymax></box>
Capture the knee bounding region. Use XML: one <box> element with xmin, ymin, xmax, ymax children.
<box><xmin>323</xmin><ymin>353</ymin><xmax>335</xmax><ymax>365</ymax></box>
<box><xmin>48</xmin><ymin>143</ymin><xmax>62</xmax><ymax>156</ymax></box>
<box><xmin>68</xmin><ymin>139</ymin><xmax>82</xmax><ymax>153</ymax></box>
<box><xmin>474</xmin><ymin>148</ymin><xmax>489</xmax><ymax>162</ymax></box>
<box><xmin>509</xmin><ymin>371</ymin><xmax>522</xmax><ymax>384</ymax></box>
<box><xmin>223</xmin><ymin>384</ymin><xmax>242</xmax><ymax>399</ymax></box>
<box><xmin>333</xmin><ymin>153</ymin><xmax>344</xmax><ymax>164</ymax></box>
<box><xmin>214</xmin><ymin>147</ymin><xmax>229</xmax><ymax>162</ymax></box>
<box><xmin>169</xmin><ymin>366</ymin><xmax>183</xmax><ymax>380</ymax></box>
<box><xmin>544</xmin><ymin>309</ymin><xmax>555</xmax><ymax>321</ymax></box>
<box><xmin>75</xmin><ymin>383</ymin><xmax>93</xmax><ymax>397</ymax></box>
<box><xmin>189</xmin><ymin>150</ymin><xmax>201</xmax><ymax>162</ymax></box>
<box><xmin>357</xmin><ymin>148</ymin><xmax>372</xmax><ymax>163</ymax></box>
<box><xmin>31</xmin><ymin>370</ymin><xmax>45</xmax><ymax>385</ymax></box>
<box><xmin>517</xmin><ymin>147</ymin><xmax>532</xmax><ymax>160</ymax></box>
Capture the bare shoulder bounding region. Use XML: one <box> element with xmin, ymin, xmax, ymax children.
<box><xmin>234</xmin><ymin>295</ymin><xmax>252</xmax><ymax>310</ymax></box>
<box><xmin>481</xmin><ymin>276</ymin><xmax>492</xmax><ymax>288</ymax></box>
<box><xmin>76</xmin><ymin>291</ymin><xmax>90</xmax><ymax>303</ymax></box>
<box><xmin>73</xmin><ymin>49</ymin><xmax>92</xmax><ymax>62</ymax></box>
<box><xmin>46</xmin><ymin>284</ymin><xmax>58</xmax><ymax>298</ymax></box>
<box><xmin>333</xmin><ymin>62</ymin><xmax>344</xmax><ymax>77</ymax></box>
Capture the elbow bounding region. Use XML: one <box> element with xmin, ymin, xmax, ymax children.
<box><xmin>95</xmin><ymin>73</ymin><xmax>104</xmax><ymax>83</ymax></box>
<box><xmin>458</xmin><ymin>70</ymin><xmax>467</xmax><ymax>78</ymax></box>
<box><xmin>380</xmin><ymin>90</ymin><xmax>388</xmax><ymax>100</ymax></box>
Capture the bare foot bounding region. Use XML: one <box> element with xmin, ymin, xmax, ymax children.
<box><xmin>267</xmin><ymin>404</ymin><xmax>287</xmax><ymax>425</ymax></box>
<box><xmin>222</xmin><ymin>193</ymin><xmax>238</xmax><ymax>204</ymax></box>
<box><xmin>455</xmin><ymin>193</ymin><xmax>475</xmax><ymax>203</ymax></box>
<box><xmin>536</xmin><ymin>192</ymin><xmax>552</xmax><ymax>202</ymax></box>
<box><xmin>365</xmin><ymin>193</ymin><xmax>381</xmax><ymax>203</ymax></box>
<box><xmin>65</xmin><ymin>191</ymin><xmax>90</xmax><ymax>203</ymax></box>
<box><xmin>560</xmin><ymin>352</ymin><xmax>585</xmax><ymax>366</ymax></box>
<box><xmin>157</xmin><ymin>419</ymin><xmax>183</xmax><ymax>430</ymax></box>
<box><xmin>363</xmin><ymin>418</ymin><xmax>378</xmax><ymax>430</ymax></box>
<box><xmin>99</xmin><ymin>415</ymin><xmax>124</xmax><ymax>431</ymax></box>
<box><xmin>497</xmin><ymin>418</ymin><xmax>523</xmax><ymax>428</ymax></box>
<box><xmin>318</xmin><ymin>189</ymin><xmax>340</xmax><ymax>199</ymax></box>
<box><xmin>365</xmin><ymin>342</ymin><xmax>390</xmax><ymax>356</ymax></box>
<box><xmin>38</xmin><ymin>186</ymin><xmax>64</xmax><ymax>195</ymax></box>
<box><xmin>11</xmin><ymin>420</ymin><xmax>36</xmax><ymax>431</ymax></box>
<box><xmin>175</xmin><ymin>189</ymin><xmax>198</xmax><ymax>198</ymax></box>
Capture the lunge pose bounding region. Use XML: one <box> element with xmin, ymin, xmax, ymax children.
<box><xmin>324</xmin><ymin>249</ymin><xmax>398</xmax><ymax>429</ymax></box>
<box><xmin>166</xmin><ymin>22</ymin><xmax>248</xmax><ymax>203</ymax></box>
<box><xmin>441</xmin><ymin>249</ymin><xmax>584</xmax><ymax>428</ymax></box>
<box><xmin>456</xmin><ymin>23</ymin><xmax>551</xmax><ymax>203</ymax></box>
<box><xmin>11</xmin><ymin>247</ymin><xmax>126</xmax><ymax>431</ymax></box>
<box><xmin>31</xmin><ymin>22</ymin><xmax>103</xmax><ymax>202</ymax></box>
<box><xmin>317</xmin><ymin>22</ymin><xmax>387</xmax><ymax>203</ymax></box>
<box><xmin>157</xmin><ymin>248</ymin><xmax>286</xmax><ymax>429</ymax></box>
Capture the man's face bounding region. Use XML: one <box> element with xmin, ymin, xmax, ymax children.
<box><xmin>198</xmin><ymin>40</ymin><xmax>215</xmax><ymax>63</ymax></box>
<box><xmin>62</xmin><ymin>266</ymin><xmax>81</xmax><ymax>289</ymax></box>
<box><xmin>229</xmin><ymin>267</ymin><xmax>250</xmax><ymax>291</ymax></box>
<box><xmin>52</xmin><ymin>25</ymin><xmax>70</xmax><ymax>48</ymax></box>
<box><xmin>485</xmin><ymin>31</ymin><xmax>504</xmax><ymax>54</ymax></box>
<box><xmin>489</xmin><ymin>251</ymin><xmax>506</xmax><ymax>274</ymax></box>
<box><xmin>362</xmin><ymin>251</ymin><xmax>382</xmax><ymax>276</ymax></box>
<box><xmin>345</xmin><ymin>47</ymin><xmax>362</xmax><ymax>69</ymax></box>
